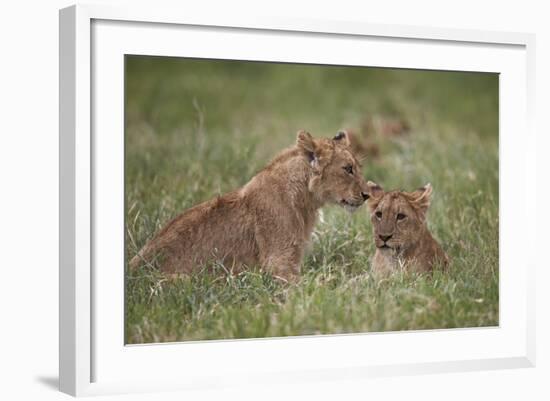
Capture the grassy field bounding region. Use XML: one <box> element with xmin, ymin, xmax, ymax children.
<box><xmin>125</xmin><ymin>56</ymin><xmax>499</xmax><ymax>344</ymax></box>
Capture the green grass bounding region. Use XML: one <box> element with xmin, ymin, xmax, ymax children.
<box><xmin>125</xmin><ymin>56</ymin><xmax>499</xmax><ymax>344</ymax></box>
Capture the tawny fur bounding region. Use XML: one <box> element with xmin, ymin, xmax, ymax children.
<box><xmin>130</xmin><ymin>130</ymin><xmax>369</xmax><ymax>281</ymax></box>
<box><xmin>365</xmin><ymin>181</ymin><xmax>449</xmax><ymax>275</ymax></box>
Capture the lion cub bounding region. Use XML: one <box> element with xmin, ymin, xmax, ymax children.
<box><xmin>130</xmin><ymin>130</ymin><xmax>369</xmax><ymax>281</ymax></box>
<box><xmin>365</xmin><ymin>181</ymin><xmax>449</xmax><ymax>274</ymax></box>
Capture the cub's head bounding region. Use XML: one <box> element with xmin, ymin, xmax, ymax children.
<box><xmin>365</xmin><ymin>181</ymin><xmax>433</xmax><ymax>250</ymax></box>
<box><xmin>296</xmin><ymin>130</ymin><xmax>369</xmax><ymax>212</ymax></box>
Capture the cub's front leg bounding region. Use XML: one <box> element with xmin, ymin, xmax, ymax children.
<box><xmin>255</xmin><ymin>228</ymin><xmax>305</xmax><ymax>282</ymax></box>
<box><xmin>262</xmin><ymin>245</ymin><xmax>304</xmax><ymax>283</ymax></box>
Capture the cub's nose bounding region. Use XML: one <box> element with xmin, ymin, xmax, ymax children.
<box><xmin>379</xmin><ymin>234</ymin><xmax>393</xmax><ymax>242</ymax></box>
<box><xmin>361</xmin><ymin>192</ymin><xmax>369</xmax><ymax>201</ymax></box>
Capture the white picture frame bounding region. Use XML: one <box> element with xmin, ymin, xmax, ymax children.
<box><xmin>59</xmin><ymin>4</ymin><xmax>536</xmax><ymax>397</ymax></box>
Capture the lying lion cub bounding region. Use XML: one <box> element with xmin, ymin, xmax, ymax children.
<box><xmin>130</xmin><ymin>130</ymin><xmax>369</xmax><ymax>281</ymax></box>
<box><xmin>366</xmin><ymin>181</ymin><xmax>449</xmax><ymax>274</ymax></box>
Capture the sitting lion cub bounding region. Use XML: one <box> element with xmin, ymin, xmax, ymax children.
<box><xmin>365</xmin><ymin>181</ymin><xmax>449</xmax><ymax>274</ymax></box>
<box><xmin>130</xmin><ymin>130</ymin><xmax>369</xmax><ymax>281</ymax></box>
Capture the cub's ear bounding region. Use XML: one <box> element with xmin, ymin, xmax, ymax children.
<box><xmin>409</xmin><ymin>183</ymin><xmax>433</xmax><ymax>213</ymax></box>
<box><xmin>366</xmin><ymin>181</ymin><xmax>384</xmax><ymax>211</ymax></box>
<box><xmin>366</xmin><ymin>181</ymin><xmax>384</xmax><ymax>198</ymax></box>
<box><xmin>296</xmin><ymin>130</ymin><xmax>316</xmax><ymax>153</ymax></box>
<box><xmin>333</xmin><ymin>130</ymin><xmax>351</xmax><ymax>147</ymax></box>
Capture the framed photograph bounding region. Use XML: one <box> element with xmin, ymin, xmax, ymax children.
<box><xmin>59</xmin><ymin>4</ymin><xmax>536</xmax><ymax>396</ymax></box>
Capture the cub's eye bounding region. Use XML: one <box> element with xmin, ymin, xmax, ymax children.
<box><xmin>343</xmin><ymin>165</ymin><xmax>353</xmax><ymax>175</ymax></box>
<box><xmin>397</xmin><ymin>213</ymin><xmax>406</xmax><ymax>221</ymax></box>
<box><xmin>375</xmin><ymin>211</ymin><xmax>382</xmax><ymax>219</ymax></box>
